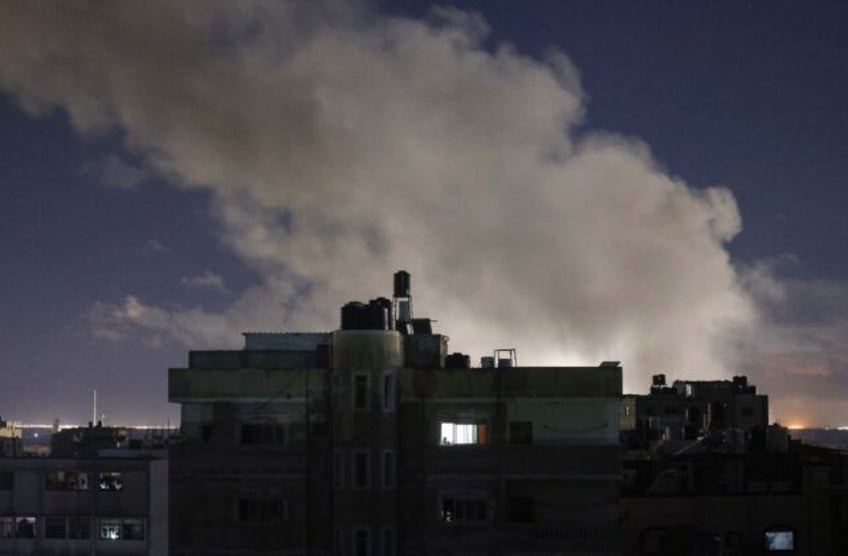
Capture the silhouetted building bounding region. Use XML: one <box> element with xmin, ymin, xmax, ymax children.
<box><xmin>168</xmin><ymin>271</ymin><xmax>623</xmax><ymax>555</ymax></box>
<box><xmin>620</xmin><ymin>375</ymin><xmax>848</xmax><ymax>555</ymax></box>
<box><xmin>0</xmin><ymin>455</ymin><xmax>167</xmax><ymax>555</ymax></box>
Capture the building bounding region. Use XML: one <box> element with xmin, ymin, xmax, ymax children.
<box><xmin>169</xmin><ymin>271</ymin><xmax>623</xmax><ymax>555</ymax></box>
<box><xmin>619</xmin><ymin>375</ymin><xmax>848</xmax><ymax>555</ymax></box>
<box><xmin>0</xmin><ymin>454</ymin><xmax>168</xmax><ymax>555</ymax></box>
<box><xmin>621</xmin><ymin>374</ymin><xmax>769</xmax><ymax>452</ymax></box>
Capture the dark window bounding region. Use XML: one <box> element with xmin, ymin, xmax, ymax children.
<box><xmin>741</xmin><ymin>406</ymin><xmax>754</xmax><ymax>417</ymax></box>
<box><xmin>664</xmin><ymin>405</ymin><xmax>679</xmax><ymax>416</ymax></box>
<box><xmin>333</xmin><ymin>451</ymin><xmax>344</xmax><ymax>490</ymax></box>
<box><xmin>45</xmin><ymin>517</ymin><xmax>67</xmax><ymax>539</ymax></box>
<box><xmin>238</xmin><ymin>498</ymin><xmax>287</xmax><ymax>522</ymax></box>
<box><xmin>354</xmin><ymin>451</ymin><xmax>370</xmax><ymax>488</ymax></box>
<box><xmin>354</xmin><ymin>528</ymin><xmax>369</xmax><ymax>556</ymax></box>
<box><xmin>240</xmin><ymin>423</ymin><xmax>283</xmax><ymax>445</ymax></box>
<box><xmin>383</xmin><ymin>374</ymin><xmax>395</xmax><ymax>411</ymax></box>
<box><xmin>354</xmin><ymin>375</ymin><xmax>368</xmax><ymax>409</ymax></box>
<box><xmin>68</xmin><ymin>517</ymin><xmax>90</xmax><ymax>539</ymax></box>
<box><xmin>383</xmin><ymin>451</ymin><xmax>395</xmax><ymax>488</ymax></box>
<box><xmin>509</xmin><ymin>421</ymin><xmax>533</xmax><ymax>445</ymax></box>
<box><xmin>383</xmin><ymin>527</ymin><xmax>395</xmax><ymax>556</ymax></box>
<box><xmin>0</xmin><ymin>471</ymin><xmax>12</xmax><ymax>490</ymax></box>
<box><xmin>508</xmin><ymin>496</ymin><xmax>535</xmax><ymax>523</ymax></box>
<box><xmin>121</xmin><ymin>519</ymin><xmax>145</xmax><ymax>540</ymax></box>
<box><xmin>202</xmin><ymin>425</ymin><xmax>213</xmax><ymax>443</ymax></box>
<box><xmin>441</xmin><ymin>498</ymin><xmax>487</xmax><ymax>522</ymax></box>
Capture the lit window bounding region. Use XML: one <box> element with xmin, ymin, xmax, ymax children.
<box><xmin>440</xmin><ymin>423</ymin><xmax>487</xmax><ymax>445</ymax></box>
<box><xmin>0</xmin><ymin>517</ymin><xmax>12</xmax><ymax>538</ymax></box>
<box><xmin>98</xmin><ymin>518</ymin><xmax>145</xmax><ymax>540</ymax></box>
<box><xmin>100</xmin><ymin>519</ymin><xmax>122</xmax><ymax>540</ymax></box>
<box><xmin>99</xmin><ymin>472</ymin><xmax>123</xmax><ymax>491</ymax></box>
<box><xmin>15</xmin><ymin>517</ymin><xmax>35</xmax><ymax>539</ymax></box>
<box><xmin>354</xmin><ymin>375</ymin><xmax>369</xmax><ymax>409</ymax></box>
<box><xmin>45</xmin><ymin>471</ymin><xmax>88</xmax><ymax>491</ymax></box>
<box><xmin>765</xmin><ymin>528</ymin><xmax>795</xmax><ymax>551</ymax></box>
<box><xmin>441</xmin><ymin>497</ymin><xmax>487</xmax><ymax>522</ymax></box>
<box><xmin>0</xmin><ymin>517</ymin><xmax>36</xmax><ymax>539</ymax></box>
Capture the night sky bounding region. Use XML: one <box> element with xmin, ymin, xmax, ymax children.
<box><xmin>2</xmin><ymin>1</ymin><xmax>847</xmax><ymax>427</ymax></box>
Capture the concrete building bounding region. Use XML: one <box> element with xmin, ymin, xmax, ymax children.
<box><xmin>0</xmin><ymin>454</ymin><xmax>168</xmax><ymax>555</ymax></box>
<box><xmin>619</xmin><ymin>375</ymin><xmax>848</xmax><ymax>555</ymax></box>
<box><xmin>169</xmin><ymin>271</ymin><xmax>622</xmax><ymax>555</ymax></box>
<box><xmin>621</xmin><ymin>374</ymin><xmax>769</xmax><ymax>453</ymax></box>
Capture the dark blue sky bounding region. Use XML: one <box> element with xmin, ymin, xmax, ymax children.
<box><xmin>2</xmin><ymin>1</ymin><xmax>847</xmax><ymax>425</ymax></box>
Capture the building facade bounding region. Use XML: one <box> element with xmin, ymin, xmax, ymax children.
<box><xmin>169</xmin><ymin>271</ymin><xmax>622</xmax><ymax>555</ymax></box>
<box><xmin>0</xmin><ymin>455</ymin><xmax>167</xmax><ymax>555</ymax></box>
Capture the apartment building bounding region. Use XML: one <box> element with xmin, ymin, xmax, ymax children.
<box><xmin>169</xmin><ymin>271</ymin><xmax>622</xmax><ymax>555</ymax></box>
<box><xmin>0</xmin><ymin>454</ymin><xmax>167</xmax><ymax>555</ymax></box>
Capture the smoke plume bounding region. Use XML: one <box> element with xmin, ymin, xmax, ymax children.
<box><xmin>0</xmin><ymin>1</ymin><xmax>757</xmax><ymax>393</ymax></box>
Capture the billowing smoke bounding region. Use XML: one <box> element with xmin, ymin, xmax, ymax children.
<box><xmin>0</xmin><ymin>1</ymin><xmax>757</xmax><ymax>393</ymax></box>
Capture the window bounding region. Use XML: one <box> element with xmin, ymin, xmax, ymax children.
<box><xmin>99</xmin><ymin>518</ymin><xmax>145</xmax><ymax>541</ymax></box>
<box><xmin>354</xmin><ymin>375</ymin><xmax>369</xmax><ymax>409</ymax></box>
<box><xmin>15</xmin><ymin>517</ymin><xmax>35</xmax><ymax>539</ymax></box>
<box><xmin>0</xmin><ymin>471</ymin><xmax>12</xmax><ymax>490</ymax></box>
<box><xmin>0</xmin><ymin>517</ymin><xmax>14</xmax><ymax>538</ymax></box>
<box><xmin>122</xmin><ymin>519</ymin><xmax>145</xmax><ymax>540</ymax></box>
<box><xmin>68</xmin><ymin>517</ymin><xmax>90</xmax><ymax>539</ymax></box>
<box><xmin>440</xmin><ymin>423</ymin><xmax>487</xmax><ymax>445</ymax></box>
<box><xmin>508</xmin><ymin>496</ymin><xmax>535</xmax><ymax>523</ymax></box>
<box><xmin>382</xmin><ymin>450</ymin><xmax>395</xmax><ymax>489</ymax></box>
<box><xmin>45</xmin><ymin>471</ymin><xmax>88</xmax><ymax>491</ymax></box>
<box><xmin>99</xmin><ymin>472</ymin><xmax>123</xmax><ymax>491</ymax></box>
<box><xmin>353</xmin><ymin>528</ymin><xmax>369</xmax><ymax>556</ymax></box>
<box><xmin>333</xmin><ymin>450</ymin><xmax>345</xmax><ymax>490</ymax></box>
<box><xmin>441</xmin><ymin>497</ymin><xmax>487</xmax><ymax>522</ymax></box>
<box><xmin>765</xmin><ymin>528</ymin><xmax>795</xmax><ymax>551</ymax></box>
<box><xmin>382</xmin><ymin>527</ymin><xmax>395</xmax><ymax>556</ymax></box>
<box><xmin>238</xmin><ymin>498</ymin><xmax>287</xmax><ymax>522</ymax></box>
<box><xmin>353</xmin><ymin>451</ymin><xmax>370</xmax><ymax>489</ymax></box>
<box><xmin>383</xmin><ymin>373</ymin><xmax>395</xmax><ymax>412</ymax></box>
<box><xmin>45</xmin><ymin>517</ymin><xmax>67</xmax><ymax>539</ymax></box>
<box><xmin>0</xmin><ymin>517</ymin><xmax>37</xmax><ymax>539</ymax></box>
<box><xmin>663</xmin><ymin>405</ymin><xmax>679</xmax><ymax>416</ymax></box>
<box><xmin>509</xmin><ymin>421</ymin><xmax>533</xmax><ymax>445</ymax></box>
<box><xmin>240</xmin><ymin>423</ymin><xmax>284</xmax><ymax>445</ymax></box>
<box><xmin>741</xmin><ymin>406</ymin><xmax>754</xmax><ymax>417</ymax></box>
<box><xmin>100</xmin><ymin>519</ymin><xmax>122</xmax><ymax>540</ymax></box>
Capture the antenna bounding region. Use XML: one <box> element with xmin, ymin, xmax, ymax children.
<box><xmin>93</xmin><ymin>389</ymin><xmax>97</xmax><ymax>425</ymax></box>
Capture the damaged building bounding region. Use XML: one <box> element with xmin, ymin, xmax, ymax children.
<box><xmin>620</xmin><ymin>375</ymin><xmax>848</xmax><ymax>555</ymax></box>
<box><xmin>168</xmin><ymin>271</ymin><xmax>623</xmax><ymax>555</ymax></box>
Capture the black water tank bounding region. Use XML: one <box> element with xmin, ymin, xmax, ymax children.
<box><xmin>445</xmin><ymin>353</ymin><xmax>471</xmax><ymax>369</ymax></box>
<box><xmin>341</xmin><ymin>302</ymin><xmax>365</xmax><ymax>330</ymax></box>
<box><xmin>394</xmin><ymin>271</ymin><xmax>410</xmax><ymax>297</ymax></box>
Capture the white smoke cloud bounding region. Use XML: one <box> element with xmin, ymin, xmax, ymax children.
<box><xmin>0</xmin><ymin>1</ymin><xmax>758</xmax><ymax>393</ymax></box>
